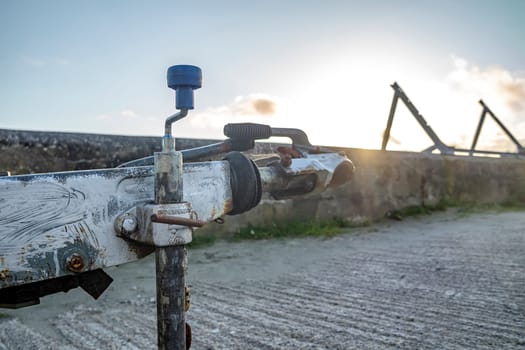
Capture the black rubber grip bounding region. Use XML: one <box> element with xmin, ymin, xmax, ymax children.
<box><xmin>223</xmin><ymin>123</ymin><xmax>272</xmax><ymax>140</ymax></box>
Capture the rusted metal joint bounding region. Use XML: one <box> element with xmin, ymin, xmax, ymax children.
<box><xmin>115</xmin><ymin>213</ymin><xmax>139</xmax><ymax>236</ymax></box>
<box><xmin>151</xmin><ymin>214</ymin><xmax>206</xmax><ymax>228</ymax></box>
<box><xmin>115</xmin><ymin>203</ymin><xmax>198</xmax><ymax>246</ymax></box>
<box><xmin>184</xmin><ymin>286</ymin><xmax>191</xmax><ymax>312</ymax></box>
<box><xmin>66</xmin><ymin>253</ymin><xmax>85</xmax><ymax>273</ymax></box>
<box><xmin>277</xmin><ymin>146</ymin><xmax>302</xmax><ymax>168</ymax></box>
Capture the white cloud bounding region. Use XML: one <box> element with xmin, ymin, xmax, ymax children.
<box><xmin>120</xmin><ymin>109</ymin><xmax>139</xmax><ymax>119</ymax></box>
<box><xmin>230</xmin><ymin>94</ymin><xmax>277</xmax><ymax>116</ymax></box>
<box><xmin>180</xmin><ymin>94</ymin><xmax>281</xmax><ymax>140</ymax></box>
<box><xmin>444</xmin><ymin>56</ymin><xmax>525</xmax><ymax>150</ymax></box>
<box><xmin>95</xmin><ymin>114</ymin><xmax>111</xmax><ymax>121</ymax></box>
<box><xmin>89</xmin><ymin>110</ymin><xmax>162</xmax><ymax>136</ymax></box>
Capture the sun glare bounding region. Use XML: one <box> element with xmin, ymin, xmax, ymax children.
<box><xmin>274</xmin><ymin>50</ymin><xmax>524</xmax><ymax>152</ymax></box>
<box><xmin>280</xmin><ymin>53</ymin><xmax>442</xmax><ymax>149</ymax></box>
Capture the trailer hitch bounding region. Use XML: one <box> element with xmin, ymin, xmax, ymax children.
<box><xmin>0</xmin><ymin>65</ymin><xmax>354</xmax><ymax>349</ymax></box>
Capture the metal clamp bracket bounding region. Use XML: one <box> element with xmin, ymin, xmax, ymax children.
<box><xmin>115</xmin><ymin>202</ymin><xmax>196</xmax><ymax>246</ymax></box>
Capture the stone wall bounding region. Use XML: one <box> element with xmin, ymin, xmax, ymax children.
<box><xmin>1</xmin><ymin>129</ymin><xmax>524</xmax><ymax>234</ymax></box>
<box><xmin>0</xmin><ymin>129</ymin><xmax>213</xmax><ymax>174</ymax></box>
<box><xmin>206</xmin><ymin>147</ymin><xmax>525</xmax><ymax>234</ymax></box>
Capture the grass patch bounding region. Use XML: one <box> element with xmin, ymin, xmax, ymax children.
<box><xmin>189</xmin><ymin>200</ymin><xmax>525</xmax><ymax>248</ymax></box>
<box><xmin>233</xmin><ymin>218</ymin><xmax>369</xmax><ymax>241</ymax></box>
<box><xmin>0</xmin><ymin>313</ymin><xmax>12</xmax><ymax>319</ymax></box>
<box><xmin>384</xmin><ymin>197</ymin><xmax>522</xmax><ymax>220</ymax></box>
<box><xmin>390</xmin><ymin>199</ymin><xmax>525</xmax><ymax>220</ymax></box>
<box><xmin>188</xmin><ymin>234</ymin><xmax>217</xmax><ymax>248</ymax></box>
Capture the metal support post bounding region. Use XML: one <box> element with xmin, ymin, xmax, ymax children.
<box><xmin>156</xmin><ymin>245</ymin><xmax>187</xmax><ymax>349</ymax></box>
<box><xmin>154</xmin><ymin>148</ymin><xmax>187</xmax><ymax>350</ymax></box>
<box><xmin>154</xmin><ymin>64</ymin><xmax>201</xmax><ymax>350</ymax></box>
<box><xmin>381</xmin><ymin>91</ymin><xmax>399</xmax><ymax>150</ymax></box>
<box><xmin>470</xmin><ymin>108</ymin><xmax>487</xmax><ymax>155</ymax></box>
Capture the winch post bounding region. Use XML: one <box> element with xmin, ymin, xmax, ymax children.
<box><xmin>155</xmin><ymin>64</ymin><xmax>201</xmax><ymax>350</ymax></box>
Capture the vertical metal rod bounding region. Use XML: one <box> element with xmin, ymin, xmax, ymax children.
<box><xmin>164</xmin><ymin>110</ymin><xmax>188</xmax><ymax>142</ymax></box>
<box><xmin>155</xmin><ymin>149</ymin><xmax>186</xmax><ymax>350</ymax></box>
<box><xmin>156</xmin><ymin>245</ymin><xmax>186</xmax><ymax>350</ymax></box>
<box><xmin>382</xmin><ymin>91</ymin><xmax>399</xmax><ymax>150</ymax></box>
<box><xmin>479</xmin><ymin>100</ymin><xmax>524</xmax><ymax>151</ymax></box>
<box><xmin>470</xmin><ymin>109</ymin><xmax>486</xmax><ymax>155</ymax></box>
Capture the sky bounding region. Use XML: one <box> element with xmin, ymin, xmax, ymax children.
<box><xmin>1</xmin><ymin>0</ymin><xmax>524</xmax><ymax>151</ymax></box>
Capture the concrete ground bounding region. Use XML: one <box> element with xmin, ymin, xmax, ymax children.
<box><xmin>1</xmin><ymin>210</ymin><xmax>524</xmax><ymax>349</ymax></box>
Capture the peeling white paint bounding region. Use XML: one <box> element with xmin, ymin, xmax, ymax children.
<box><xmin>0</xmin><ymin>162</ymin><xmax>232</xmax><ymax>289</ymax></box>
<box><xmin>0</xmin><ymin>153</ymin><xmax>352</xmax><ymax>290</ymax></box>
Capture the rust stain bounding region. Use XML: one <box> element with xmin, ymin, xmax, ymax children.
<box><xmin>185</xmin><ymin>286</ymin><xmax>190</xmax><ymax>312</ymax></box>
<box><xmin>127</xmin><ymin>245</ymin><xmax>154</xmax><ymax>259</ymax></box>
<box><xmin>66</xmin><ymin>253</ymin><xmax>85</xmax><ymax>272</ymax></box>
<box><xmin>151</xmin><ymin>214</ymin><xmax>206</xmax><ymax>227</ymax></box>
<box><xmin>223</xmin><ymin>199</ymin><xmax>233</xmax><ymax>214</ymax></box>
<box><xmin>0</xmin><ymin>269</ymin><xmax>10</xmax><ymax>281</ymax></box>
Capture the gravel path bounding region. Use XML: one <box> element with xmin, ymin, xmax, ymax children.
<box><xmin>1</xmin><ymin>210</ymin><xmax>524</xmax><ymax>349</ymax></box>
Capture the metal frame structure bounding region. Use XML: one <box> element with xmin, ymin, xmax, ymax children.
<box><xmin>470</xmin><ymin>100</ymin><xmax>525</xmax><ymax>156</ymax></box>
<box><xmin>381</xmin><ymin>82</ymin><xmax>524</xmax><ymax>158</ymax></box>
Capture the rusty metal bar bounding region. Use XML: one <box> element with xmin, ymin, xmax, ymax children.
<box><xmin>151</xmin><ymin>214</ymin><xmax>206</xmax><ymax>228</ymax></box>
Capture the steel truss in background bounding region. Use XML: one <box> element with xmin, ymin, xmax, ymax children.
<box><xmin>381</xmin><ymin>82</ymin><xmax>525</xmax><ymax>158</ymax></box>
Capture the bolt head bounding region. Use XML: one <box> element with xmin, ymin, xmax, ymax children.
<box><xmin>66</xmin><ymin>253</ymin><xmax>85</xmax><ymax>273</ymax></box>
<box><xmin>116</xmin><ymin>213</ymin><xmax>138</xmax><ymax>236</ymax></box>
<box><xmin>122</xmin><ymin>216</ymin><xmax>137</xmax><ymax>233</ymax></box>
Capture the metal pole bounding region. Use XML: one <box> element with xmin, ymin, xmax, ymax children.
<box><xmin>155</xmin><ymin>64</ymin><xmax>200</xmax><ymax>349</ymax></box>
<box><xmin>154</xmin><ymin>146</ymin><xmax>187</xmax><ymax>350</ymax></box>
<box><xmin>479</xmin><ymin>100</ymin><xmax>524</xmax><ymax>152</ymax></box>
<box><xmin>156</xmin><ymin>245</ymin><xmax>186</xmax><ymax>350</ymax></box>
<box><xmin>382</xmin><ymin>90</ymin><xmax>399</xmax><ymax>150</ymax></box>
<box><xmin>470</xmin><ymin>108</ymin><xmax>486</xmax><ymax>155</ymax></box>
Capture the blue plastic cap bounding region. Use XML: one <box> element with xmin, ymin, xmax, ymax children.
<box><xmin>167</xmin><ymin>65</ymin><xmax>202</xmax><ymax>110</ymax></box>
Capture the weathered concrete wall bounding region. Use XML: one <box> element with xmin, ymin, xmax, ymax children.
<box><xmin>0</xmin><ymin>129</ymin><xmax>214</xmax><ymax>174</ymax></box>
<box><xmin>1</xmin><ymin>129</ymin><xmax>524</xmax><ymax>234</ymax></box>
<box><xmin>208</xmin><ymin>148</ymin><xmax>525</xmax><ymax>234</ymax></box>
